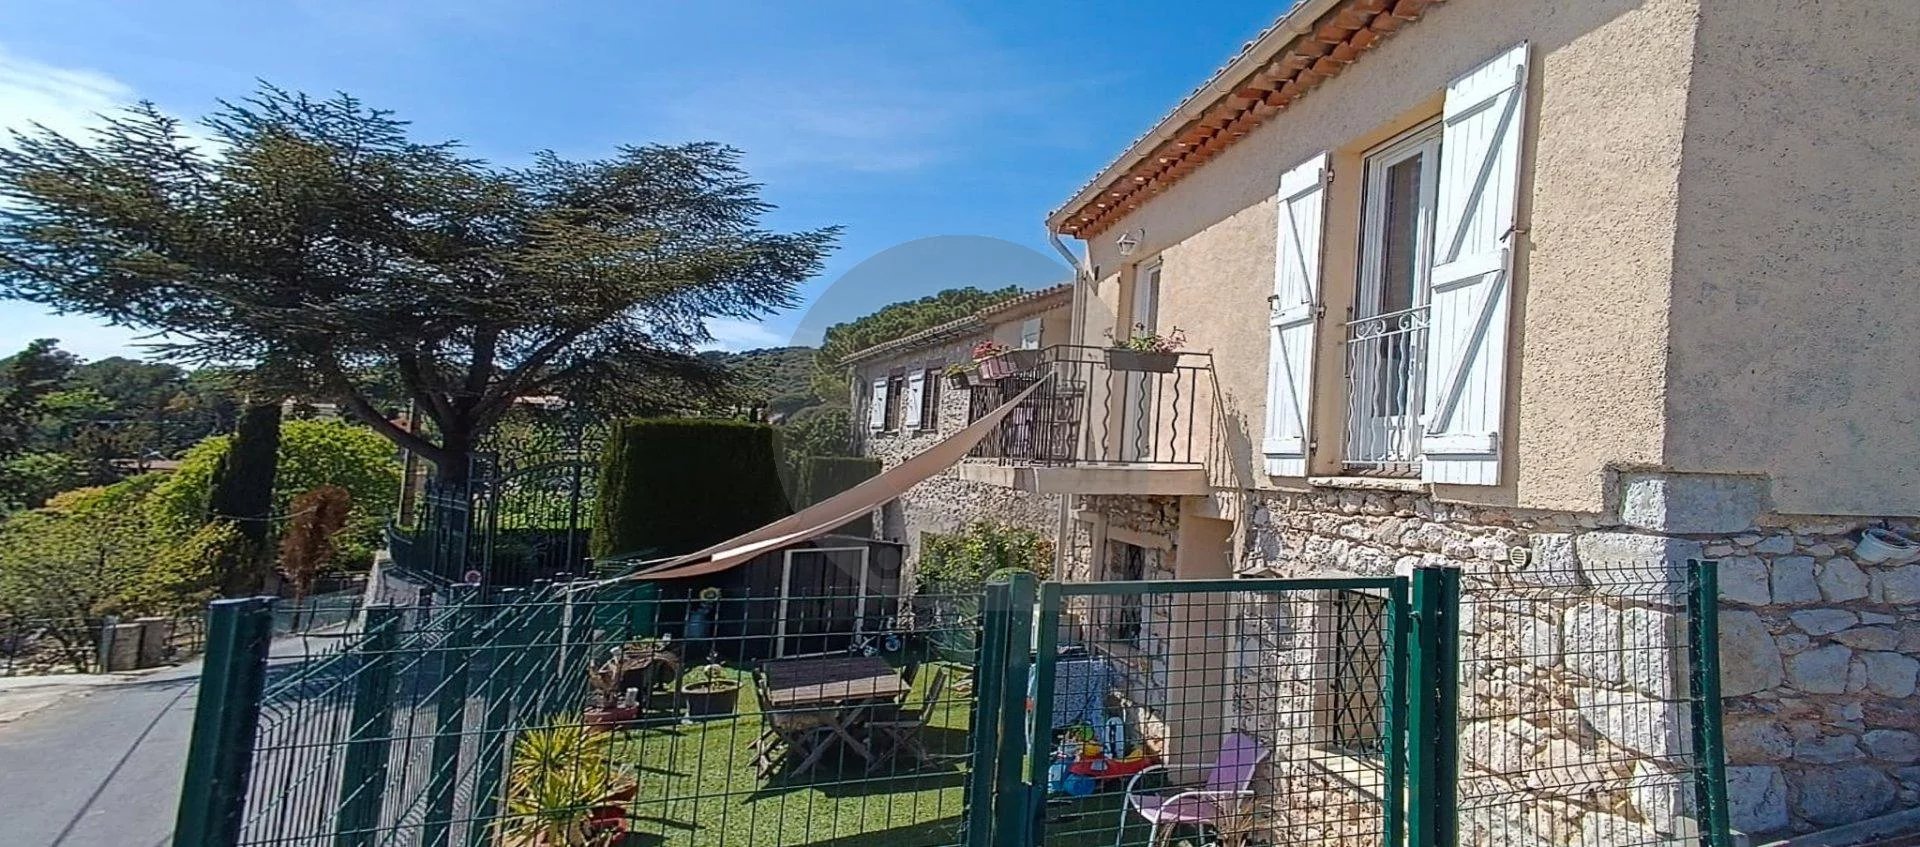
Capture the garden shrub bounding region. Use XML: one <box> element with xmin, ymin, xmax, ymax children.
<box><xmin>917</xmin><ymin>519</ymin><xmax>1052</xmax><ymax>592</ymax></box>
<box><xmin>798</xmin><ymin>455</ymin><xmax>880</xmax><ymax>536</ymax></box>
<box><xmin>589</xmin><ymin>418</ymin><xmax>793</xmax><ymax>560</ymax></box>
<box><xmin>148</xmin><ymin>419</ymin><xmax>401</xmax><ymax>568</ymax></box>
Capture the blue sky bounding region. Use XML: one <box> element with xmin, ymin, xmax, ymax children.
<box><xmin>0</xmin><ymin>1</ymin><xmax>1285</xmax><ymax>358</ymax></box>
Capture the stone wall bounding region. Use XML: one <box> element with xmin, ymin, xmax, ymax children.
<box><xmin>1233</xmin><ymin>484</ymin><xmax>1920</xmax><ymax>840</ymax></box>
<box><xmin>852</xmin><ymin>336</ymin><xmax>1061</xmax><ymax>582</ymax></box>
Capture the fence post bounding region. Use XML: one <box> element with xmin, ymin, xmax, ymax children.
<box><xmin>1407</xmin><ymin>566</ymin><xmax>1460</xmax><ymax>847</ymax></box>
<box><xmin>1383</xmin><ymin>575</ymin><xmax>1412</xmax><ymax>847</ymax></box>
<box><xmin>991</xmin><ymin>572</ymin><xmax>1036</xmax><ymax>847</ymax></box>
<box><xmin>466</xmin><ymin>589</ymin><xmax>524</xmax><ymax>847</ymax></box>
<box><xmin>335</xmin><ymin>605</ymin><xmax>401</xmax><ymax>847</ymax></box>
<box><xmin>1024</xmin><ymin>582</ymin><xmax>1064</xmax><ymax>847</ymax></box>
<box><xmin>1688</xmin><ymin>559</ymin><xmax>1734</xmax><ymax>847</ymax></box>
<box><xmin>964</xmin><ymin>578</ymin><xmax>1012</xmax><ymax>847</ymax></box>
<box><xmin>422</xmin><ymin>587</ymin><xmax>475</xmax><ymax>847</ymax></box>
<box><xmin>173</xmin><ymin>598</ymin><xmax>273</xmax><ymax>847</ymax></box>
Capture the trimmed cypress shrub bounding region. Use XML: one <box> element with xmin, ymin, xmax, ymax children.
<box><xmin>800</xmin><ymin>455</ymin><xmax>880</xmax><ymax>536</ymax></box>
<box><xmin>589</xmin><ymin>419</ymin><xmax>794</xmax><ymax>560</ymax></box>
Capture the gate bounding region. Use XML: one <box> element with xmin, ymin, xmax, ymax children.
<box><xmin>965</xmin><ymin>570</ymin><xmax>1458</xmax><ymax>847</ymax></box>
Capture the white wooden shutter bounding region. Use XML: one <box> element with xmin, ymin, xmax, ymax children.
<box><xmin>1262</xmin><ymin>152</ymin><xmax>1330</xmax><ymax>477</ymax></box>
<box><xmin>1018</xmin><ymin>318</ymin><xmax>1042</xmax><ymax>350</ymax></box>
<box><xmin>867</xmin><ymin>377</ymin><xmax>888</xmax><ymax>431</ymax></box>
<box><xmin>904</xmin><ymin>370</ymin><xmax>926</xmax><ymax>429</ymax></box>
<box><xmin>1421</xmin><ymin>42</ymin><xmax>1529</xmax><ymax>486</ymax></box>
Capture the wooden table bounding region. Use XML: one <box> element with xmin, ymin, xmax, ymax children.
<box><xmin>759</xmin><ymin>655</ymin><xmax>909</xmax><ymax>774</ymax></box>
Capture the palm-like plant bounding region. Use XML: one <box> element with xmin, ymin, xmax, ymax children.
<box><xmin>498</xmin><ymin>723</ymin><xmax>636</xmax><ymax>847</ymax></box>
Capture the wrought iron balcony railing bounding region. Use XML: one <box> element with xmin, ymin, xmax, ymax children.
<box><xmin>964</xmin><ymin>345</ymin><xmax>1217</xmax><ymax>467</ymax></box>
<box><xmin>1341</xmin><ymin>304</ymin><xmax>1429</xmax><ymax>476</ymax></box>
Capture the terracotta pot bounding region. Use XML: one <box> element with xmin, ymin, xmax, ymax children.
<box><xmin>1105</xmin><ymin>348</ymin><xmax>1178</xmax><ymax>373</ymax></box>
<box><xmin>584</xmin><ymin>704</ymin><xmax>639</xmax><ymax>732</ymax></box>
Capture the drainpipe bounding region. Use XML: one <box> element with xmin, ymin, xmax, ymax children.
<box><xmin>1048</xmin><ymin>231</ymin><xmax>1094</xmax><ymax>582</ymax></box>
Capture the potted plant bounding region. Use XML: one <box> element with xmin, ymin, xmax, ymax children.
<box><xmin>943</xmin><ymin>361</ymin><xmax>976</xmax><ymax>389</ymax></box>
<box><xmin>680</xmin><ymin>661</ymin><xmax>742</xmax><ymax>719</ymax></box>
<box><xmin>972</xmin><ymin>339</ymin><xmax>1016</xmax><ymax>379</ymax></box>
<box><xmin>1105</xmin><ymin>324</ymin><xmax>1187</xmax><ymax>373</ymax></box>
<box><xmin>498</xmin><ymin>722</ymin><xmax>637</xmax><ymax>846</ymax></box>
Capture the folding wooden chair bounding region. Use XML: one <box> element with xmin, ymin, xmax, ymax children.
<box><xmin>751</xmin><ymin>671</ymin><xmax>831</xmax><ymax>779</ymax></box>
<box><xmin>866</xmin><ymin>665</ymin><xmax>950</xmax><ymax>773</ymax></box>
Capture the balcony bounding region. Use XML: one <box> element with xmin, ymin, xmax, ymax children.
<box><xmin>1340</xmin><ymin>305</ymin><xmax>1428</xmax><ymax>477</ymax></box>
<box><xmin>956</xmin><ymin>345</ymin><xmax>1218</xmax><ymax>495</ymax></box>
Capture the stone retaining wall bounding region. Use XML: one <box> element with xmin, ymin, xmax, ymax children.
<box><xmin>1234</xmin><ymin>484</ymin><xmax>1920</xmax><ymax>840</ymax></box>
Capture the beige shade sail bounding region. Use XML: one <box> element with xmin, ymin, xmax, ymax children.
<box><xmin>625</xmin><ymin>376</ymin><xmax>1049</xmax><ymax>582</ymax></box>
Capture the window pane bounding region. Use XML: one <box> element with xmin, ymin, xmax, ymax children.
<box><xmin>1379</xmin><ymin>156</ymin><xmax>1423</xmax><ymax>316</ymax></box>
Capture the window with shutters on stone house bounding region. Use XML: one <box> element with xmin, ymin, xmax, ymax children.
<box><xmin>1262</xmin><ymin>42</ymin><xmax>1529</xmax><ymax>488</ymax></box>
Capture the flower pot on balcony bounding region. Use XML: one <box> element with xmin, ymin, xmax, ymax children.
<box><xmin>977</xmin><ymin>357</ymin><xmax>1016</xmax><ymax>380</ymax></box>
<box><xmin>1105</xmin><ymin>348</ymin><xmax>1178</xmax><ymax>373</ymax></box>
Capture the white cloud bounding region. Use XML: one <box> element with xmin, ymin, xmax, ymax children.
<box><xmin>699</xmin><ymin>317</ymin><xmax>791</xmax><ymax>353</ymax></box>
<box><xmin>0</xmin><ymin>46</ymin><xmax>137</xmax><ymax>141</ymax></box>
<box><xmin>0</xmin><ymin>46</ymin><xmax>191</xmax><ymax>361</ymax></box>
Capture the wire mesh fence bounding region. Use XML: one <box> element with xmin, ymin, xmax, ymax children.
<box><xmin>182</xmin><ymin>564</ymin><xmax>1731</xmax><ymax>847</ymax></box>
<box><xmin>1026</xmin><ymin>577</ymin><xmax>1415</xmax><ymax>847</ymax></box>
<box><xmin>1454</xmin><ymin>560</ymin><xmax>1726</xmax><ymax>847</ymax></box>
<box><xmin>214</xmin><ymin>584</ymin><xmax>989</xmax><ymax>847</ymax></box>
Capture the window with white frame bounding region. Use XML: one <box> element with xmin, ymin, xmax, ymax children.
<box><xmin>1260</xmin><ymin>42</ymin><xmax>1530</xmax><ymax>487</ymax></box>
<box><xmin>1342</xmin><ymin>121</ymin><xmax>1440</xmax><ymax>476</ymax></box>
<box><xmin>1018</xmin><ymin>317</ymin><xmax>1042</xmax><ymax>350</ymax></box>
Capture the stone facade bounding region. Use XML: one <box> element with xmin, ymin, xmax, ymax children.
<box><xmin>852</xmin><ymin>337</ymin><xmax>1061</xmax><ymax>583</ymax></box>
<box><xmin>1232</xmin><ymin>484</ymin><xmax>1920</xmax><ymax>839</ymax></box>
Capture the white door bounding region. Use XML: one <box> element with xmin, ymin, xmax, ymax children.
<box><xmin>1347</xmin><ymin>125</ymin><xmax>1441</xmax><ymax>469</ymax></box>
<box><xmin>1120</xmin><ymin>264</ymin><xmax>1161</xmax><ymax>461</ymax></box>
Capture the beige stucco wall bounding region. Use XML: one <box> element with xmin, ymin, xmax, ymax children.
<box><xmin>1076</xmin><ymin>0</ymin><xmax>1703</xmax><ymax>513</ymax></box>
<box><xmin>1665</xmin><ymin>0</ymin><xmax>1920</xmax><ymax>517</ymax></box>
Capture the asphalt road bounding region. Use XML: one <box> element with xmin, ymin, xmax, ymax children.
<box><xmin>0</xmin><ymin>660</ymin><xmax>203</xmax><ymax>847</ymax></box>
<box><xmin>0</xmin><ymin>633</ymin><xmax>345</xmax><ymax>847</ymax></box>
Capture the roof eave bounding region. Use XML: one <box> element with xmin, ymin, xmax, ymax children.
<box><xmin>1045</xmin><ymin>0</ymin><xmax>1364</xmax><ymax>237</ymax></box>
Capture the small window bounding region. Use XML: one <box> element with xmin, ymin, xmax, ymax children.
<box><xmin>917</xmin><ymin>368</ymin><xmax>940</xmax><ymax>430</ymax></box>
<box><xmin>1326</xmin><ymin>589</ymin><xmax>1388</xmax><ymax>756</ymax></box>
<box><xmin>882</xmin><ymin>373</ymin><xmax>905</xmax><ymax>432</ymax></box>
<box><xmin>1018</xmin><ymin>317</ymin><xmax>1042</xmax><ymax>350</ymax></box>
<box><xmin>1104</xmin><ymin>542</ymin><xmax>1147</xmax><ymax>647</ymax></box>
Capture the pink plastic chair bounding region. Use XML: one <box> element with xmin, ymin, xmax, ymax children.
<box><xmin>1115</xmin><ymin>732</ymin><xmax>1268</xmax><ymax>847</ymax></box>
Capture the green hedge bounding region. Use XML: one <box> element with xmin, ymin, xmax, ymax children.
<box><xmin>589</xmin><ymin>419</ymin><xmax>794</xmax><ymax>560</ymax></box>
<box><xmin>800</xmin><ymin>455</ymin><xmax>880</xmax><ymax>536</ymax></box>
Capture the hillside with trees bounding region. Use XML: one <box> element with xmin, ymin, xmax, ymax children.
<box><xmin>809</xmin><ymin>286</ymin><xmax>1024</xmax><ymax>400</ymax></box>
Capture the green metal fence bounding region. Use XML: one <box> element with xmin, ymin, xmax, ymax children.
<box><xmin>177</xmin><ymin>582</ymin><xmax>991</xmax><ymax>847</ymax></box>
<box><xmin>176</xmin><ymin>563</ymin><xmax>1730</xmax><ymax>847</ymax></box>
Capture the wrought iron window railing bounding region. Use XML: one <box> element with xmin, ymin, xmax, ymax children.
<box><xmin>1341</xmin><ymin>304</ymin><xmax>1429</xmax><ymax>476</ymax></box>
<box><xmin>963</xmin><ymin>344</ymin><xmax>1216</xmax><ymax>467</ymax></box>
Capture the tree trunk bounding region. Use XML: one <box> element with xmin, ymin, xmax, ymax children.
<box><xmin>209</xmin><ymin>399</ymin><xmax>281</xmax><ymax>594</ymax></box>
<box><xmin>432</xmin><ymin>427</ymin><xmax>474</xmax><ymax>485</ymax></box>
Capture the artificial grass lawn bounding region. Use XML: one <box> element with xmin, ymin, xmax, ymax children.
<box><xmin>605</xmin><ymin>665</ymin><xmax>1176</xmax><ymax>847</ymax></box>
